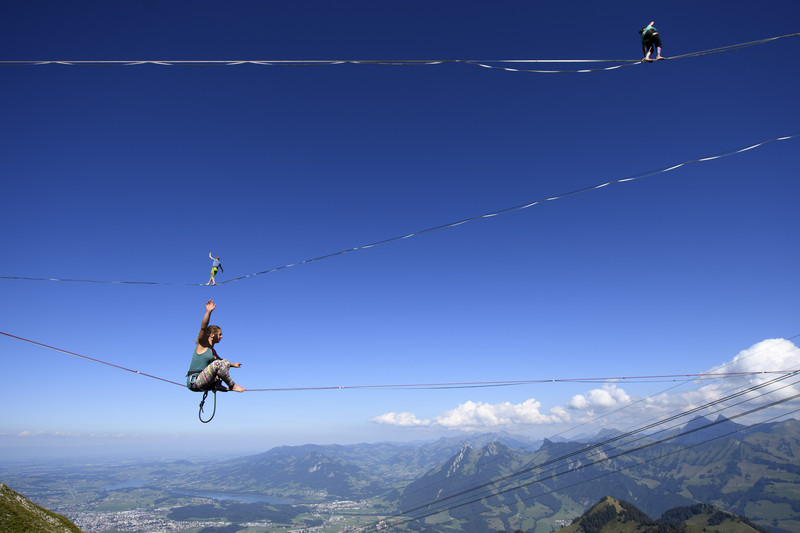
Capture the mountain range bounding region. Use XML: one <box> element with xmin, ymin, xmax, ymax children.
<box><xmin>164</xmin><ymin>417</ymin><xmax>800</xmax><ymax>532</ymax></box>
<box><xmin>5</xmin><ymin>417</ymin><xmax>799</xmax><ymax>532</ymax></box>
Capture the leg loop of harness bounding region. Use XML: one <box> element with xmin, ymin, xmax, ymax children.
<box><xmin>198</xmin><ymin>389</ymin><xmax>217</xmax><ymax>423</ymax></box>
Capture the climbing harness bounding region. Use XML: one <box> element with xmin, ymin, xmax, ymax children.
<box><xmin>188</xmin><ymin>369</ymin><xmax>221</xmax><ymax>423</ymax></box>
<box><xmin>198</xmin><ymin>389</ymin><xmax>217</xmax><ymax>423</ymax></box>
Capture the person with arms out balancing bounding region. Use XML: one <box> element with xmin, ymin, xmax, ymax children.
<box><xmin>207</xmin><ymin>252</ymin><xmax>223</xmax><ymax>285</ymax></box>
<box><xmin>639</xmin><ymin>21</ymin><xmax>664</xmax><ymax>61</ymax></box>
<box><xmin>186</xmin><ymin>300</ymin><xmax>246</xmax><ymax>393</ymax></box>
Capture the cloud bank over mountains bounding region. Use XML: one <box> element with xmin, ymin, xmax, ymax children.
<box><xmin>371</xmin><ymin>338</ymin><xmax>800</xmax><ymax>431</ymax></box>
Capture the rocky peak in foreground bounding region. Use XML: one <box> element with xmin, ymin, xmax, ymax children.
<box><xmin>560</xmin><ymin>495</ymin><xmax>770</xmax><ymax>533</ymax></box>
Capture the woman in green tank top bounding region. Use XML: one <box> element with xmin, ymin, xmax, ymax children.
<box><xmin>186</xmin><ymin>300</ymin><xmax>246</xmax><ymax>392</ymax></box>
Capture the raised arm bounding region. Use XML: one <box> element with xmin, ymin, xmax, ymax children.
<box><xmin>209</xmin><ymin>252</ymin><xmax>214</xmax><ymax>260</ymax></box>
<box><xmin>200</xmin><ymin>299</ymin><xmax>215</xmax><ymax>331</ymax></box>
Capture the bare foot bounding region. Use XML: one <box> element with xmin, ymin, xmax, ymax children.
<box><xmin>232</xmin><ymin>384</ymin><xmax>246</xmax><ymax>392</ymax></box>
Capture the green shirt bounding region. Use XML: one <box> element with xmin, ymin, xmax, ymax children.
<box><xmin>641</xmin><ymin>25</ymin><xmax>657</xmax><ymax>42</ymax></box>
<box><xmin>186</xmin><ymin>345</ymin><xmax>216</xmax><ymax>387</ymax></box>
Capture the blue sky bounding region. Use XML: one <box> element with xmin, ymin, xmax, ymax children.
<box><xmin>1</xmin><ymin>1</ymin><xmax>799</xmax><ymax>460</ymax></box>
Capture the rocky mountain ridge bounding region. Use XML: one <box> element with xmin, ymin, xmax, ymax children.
<box><xmin>0</xmin><ymin>482</ymin><xmax>81</xmax><ymax>533</ymax></box>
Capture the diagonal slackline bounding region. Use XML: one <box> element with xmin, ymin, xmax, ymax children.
<box><xmin>0</xmin><ymin>33</ymin><xmax>796</xmax><ymax>73</ymax></box>
<box><xmin>0</xmin><ymin>331</ymin><xmax>184</xmax><ymax>387</ymax></box>
<box><xmin>1</xmin><ymin>330</ymin><xmax>798</xmax><ymax>392</ymax></box>
<box><xmin>2</xmin><ymin>132</ymin><xmax>797</xmax><ymax>286</ymax></box>
<box><xmin>217</xmin><ymin>132</ymin><xmax>798</xmax><ymax>286</ymax></box>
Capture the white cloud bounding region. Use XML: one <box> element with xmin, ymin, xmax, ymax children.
<box><xmin>370</xmin><ymin>412</ymin><xmax>430</xmax><ymax>427</ymax></box>
<box><xmin>687</xmin><ymin>338</ymin><xmax>800</xmax><ymax>407</ymax></box>
<box><xmin>434</xmin><ymin>398</ymin><xmax>568</xmax><ymax>430</ymax></box>
<box><xmin>567</xmin><ymin>383</ymin><xmax>631</xmax><ymax>411</ymax></box>
<box><xmin>369</xmin><ymin>340</ymin><xmax>800</xmax><ymax>433</ymax></box>
<box><xmin>598</xmin><ymin>339</ymin><xmax>800</xmax><ymax>425</ymax></box>
<box><xmin>371</xmin><ymin>398</ymin><xmax>569</xmax><ymax>430</ymax></box>
<box><xmin>710</xmin><ymin>338</ymin><xmax>800</xmax><ymax>377</ymax></box>
<box><xmin>17</xmin><ymin>430</ymin><xmax>45</xmax><ymax>437</ymax></box>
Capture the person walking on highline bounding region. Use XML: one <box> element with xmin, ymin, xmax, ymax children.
<box><xmin>206</xmin><ymin>252</ymin><xmax>223</xmax><ymax>285</ymax></box>
<box><xmin>639</xmin><ymin>21</ymin><xmax>664</xmax><ymax>62</ymax></box>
